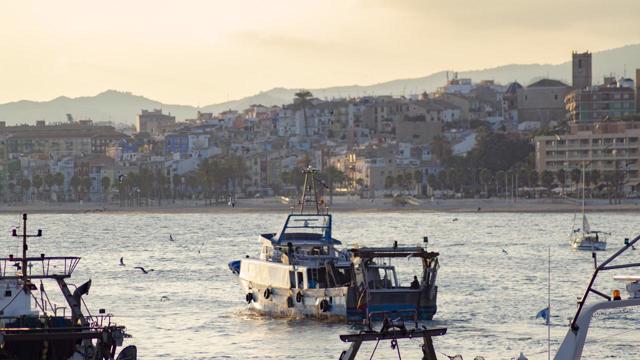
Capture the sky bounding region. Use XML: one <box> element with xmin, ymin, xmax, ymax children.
<box><xmin>1</xmin><ymin>0</ymin><xmax>639</xmax><ymax>105</ymax></box>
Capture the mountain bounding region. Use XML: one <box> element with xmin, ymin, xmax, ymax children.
<box><xmin>1</xmin><ymin>44</ymin><xmax>639</xmax><ymax>126</ymax></box>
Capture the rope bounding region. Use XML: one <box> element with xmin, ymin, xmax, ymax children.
<box><xmin>368</xmin><ymin>339</ymin><xmax>380</xmax><ymax>360</ymax></box>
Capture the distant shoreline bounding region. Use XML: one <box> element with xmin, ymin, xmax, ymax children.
<box><xmin>1</xmin><ymin>197</ymin><xmax>640</xmax><ymax>215</ymax></box>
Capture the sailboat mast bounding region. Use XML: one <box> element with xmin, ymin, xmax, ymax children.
<box><xmin>581</xmin><ymin>162</ymin><xmax>586</xmax><ymax>219</ymax></box>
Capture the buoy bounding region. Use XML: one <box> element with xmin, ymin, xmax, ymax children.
<box><xmin>296</xmin><ymin>291</ymin><xmax>303</xmax><ymax>303</ymax></box>
<box><xmin>245</xmin><ymin>293</ymin><xmax>254</xmax><ymax>303</ymax></box>
<box><xmin>319</xmin><ymin>299</ymin><xmax>330</xmax><ymax>312</ymax></box>
<box><xmin>263</xmin><ymin>288</ymin><xmax>272</xmax><ymax>299</ymax></box>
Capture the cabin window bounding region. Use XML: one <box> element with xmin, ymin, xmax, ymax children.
<box><xmin>4</xmin><ymin>290</ymin><xmax>11</xmax><ymax>297</ymax></box>
<box><xmin>289</xmin><ymin>271</ymin><xmax>296</xmax><ymax>288</ymax></box>
<box><xmin>307</xmin><ymin>268</ymin><xmax>328</xmax><ymax>289</ymax></box>
<box><xmin>297</xmin><ymin>272</ymin><xmax>304</xmax><ymax>288</ymax></box>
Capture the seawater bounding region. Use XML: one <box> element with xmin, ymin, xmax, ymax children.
<box><xmin>1</xmin><ymin>212</ymin><xmax>638</xmax><ymax>359</ymax></box>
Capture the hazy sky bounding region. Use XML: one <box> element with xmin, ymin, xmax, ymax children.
<box><xmin>1</xmin><ymin>0</ymin><xmax>639</xmax><ymax>105</ymax></box>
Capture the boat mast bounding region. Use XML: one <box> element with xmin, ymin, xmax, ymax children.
<box><xmin>12</xmin><ymin>213</ymin><xmax>42</xmax><ymax>290</ymax></box>
<box><xmin>581</xmin><ymin>161</ymin><xmax>586</xmax><ymax>229</ymax></box>
<box><xmin>299</xmin><ymin>167</ymin><xmax>321</xmax><ymax>215</ymax></box>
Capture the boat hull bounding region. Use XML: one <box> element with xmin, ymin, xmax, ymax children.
<box><xmin>238</xmin><ymin>278</ymin><xmax>349</xmax><ymax>319</ymax></box>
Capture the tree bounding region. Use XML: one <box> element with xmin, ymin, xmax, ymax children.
<box><xmin>427</xmin><ymin>173</ymin><xmax>438</xmax><ymax>192</ymax></box>
<box><xmin>479</xmin><ymin>168</ymin><xmax>490</xmax><ymax>196</ymax></box>
<box><xmin>44</xmin><ymin>173</ymin><xmax>56</xmax><ymax>201</ymax></box>
<box><xmin>589</xmin><ymin>169</ymin><xmax>601</xmax><ymax>187</ymax></box>
<box><xmin>541</xmin><ymin>170</ymin><xmax>554</xmax><ymax>190</ymax></box>
<box><xmin>101</xmin><ymin>176</ymin><xmax>111</xmax><ymax>202</ymax></box>
<box><xmin>528</xmin><ymin>170</ymin><xmax>539</xmax><ymax>187</ymax></box>
<box><xmin>32</xmin><ymin>175</ymin><xmax>43</xmax><ymax>201</ymax></box>
<box><xmin>81</xmin><ymin>176</ymin><xmax>92</xmax><ymax>201</ymax></box>
<box><xmin>556</xmin><ymin>169</ymin><xmax>566</xmax><ymax>191</ymax></box>
<box><xmin>70</xmin><ymin>175</ymin><xmax>82</xmax><ymax>201</ymax></box>
<box><xmin>384</xmin><ymin>175</ymin><xmax>394</xmax><ymax>190</ymax></box>
<box><xmin>20</xmin><ymin>178</ymin><xmax>31</xmax><ymax>202</ymax></box>
<box><xmin>54</xmin><ymin>172</ymin><xmax>65</xmax><ymax>201</ymax></box>
<box><xmin>320</xmin><ymin>166</ymin><xmax>346</xmax><ymax>204</ymax></box>
<box><xmin>570</xmin><ymin>168</ymin><xmax>581</xmax><ymax>190</ymax></box>
<box><xmin>495</xmin><ymin>170</ymin><xmax>505</xmax><ymax>194</ymax></box>
<box><xmin>294</xmin><ymin>90</ymin><xmax>313</xmax><ymax>137</ymax></box>
<box><xmin>431</xmin><ymin>136</ymin><xmax>453</xmax><ymax>163</ymax></box>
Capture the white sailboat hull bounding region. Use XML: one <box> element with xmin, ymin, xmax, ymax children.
<box><xmin>570</xmin><ymin>233</ymin><xmax>607</xmax><ymax>251</ymax></box>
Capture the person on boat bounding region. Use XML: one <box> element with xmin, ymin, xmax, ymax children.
<box><xmin>410</xmin><ymin>276</ymin><xmax>420</xmax><ymax>289</ymax></box>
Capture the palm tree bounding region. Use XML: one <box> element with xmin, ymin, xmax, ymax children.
<box><xmin>320</xmin><ymin>165</ymin><xmax>346</xmax><ymax>205</ymax></box>
<box><xmin>44</xmin><ymin>173</ymin><xmax>55</xmax><ymax>202</ymax></box>
<box><xmin>294</xmin><ymin>90</ymin><xmax>313</xmax><ymax>137</ymax></box>
<box><xmin>384</xmin><ymin>175</ymin><xmax>394</xmax><ymax>190</ymax></box>
<box><xmin>20</xmin><ymin>179</ymin><xmax>31</xmax><ymax>203</ymax></box>
<box><xmin>541</xmin><ymin>170</ymin><xmax>554</xmax><ymax>191</ymax></box>
<box><xmin>495</xmin><ymin>170</ymin><xmax>505</xmax><ymax>195</ymax></box>
<box><xmin>70</xmin><ymin>175</ymin><xmax>81</xmax><ymax>201</ymax></box>
<box><xmin>479</xmin><ymin>168</ymin><xmax>490</xmax><ymax>197</ymax></box>
<box><xmin>81</xmin><ymin>176</ymin><xmax>92</xmax><ymax>201</ymax></box>
<box><xmin>32</xmin><ymin>175</ymin><xmax>43</xmax><ymax>201</ymax></box>
<box><xmin>570</xmin><ymin>168</ymin><xmax>581</xmax><ymax>191</ymax></box>
<box><xmin>101</xmin><ymin>176</ymin><xmax>111</xmax><ymax>202</ymax></box>
<box><xmin>431</xmin><ymin>136</ymin><xmax>453</xmax><ymax>163</ymax></box>
<box><xmin>556</xmin><ymin>169</ymin><xmax>566</xmax><ymax>193</ymax></box>
<box><xmin>54</xmin><ymin>172</ymin><xmax>65</xmax><ymax>201</ymax></box>
<box><xmin>528</xmin><ymin>170</ymin><xmax>539</xmax><ymax>187</ymax></box>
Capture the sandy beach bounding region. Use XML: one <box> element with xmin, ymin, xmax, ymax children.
<box><xmin>2</xmin><ymin>196</ymin><xmax>640</xmax><ymax>214</ymax></box>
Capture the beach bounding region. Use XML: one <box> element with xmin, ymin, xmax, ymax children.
<box><xmin>2</xmin><ymin>196</ymin><xmax>640</xmax><ymax>214</ymax></box>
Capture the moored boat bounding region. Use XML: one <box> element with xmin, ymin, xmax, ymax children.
<box><xmin>0</xmin><ymin>214</ymin><xmax>136</xmax><ymax>360</ymax></box>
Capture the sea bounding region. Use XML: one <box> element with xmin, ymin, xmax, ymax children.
<box><xmin>1</xmin><ymin>211</ymin><xmax>638</xmax><ymax>359</ymax></box>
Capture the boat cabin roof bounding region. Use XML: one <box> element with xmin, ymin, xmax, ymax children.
<box><xmin>350</xmin><ymin>247</ymin><xmax>438</xmax><ymax>259</ymax></box>
<box><xmin>271</xmin><ymin>213</ymin><xmax>335</xmax><ymax>246</ymax></box>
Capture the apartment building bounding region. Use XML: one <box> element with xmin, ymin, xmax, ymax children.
<box><xmin>565</xmin><ymin>78</ymin><xmax>636</xmax><ymax>122</ymax></box>
<box><xmin>534</xmin><ymin>121</ymin><xmax>640</xmax><ymax>190</ymax></box>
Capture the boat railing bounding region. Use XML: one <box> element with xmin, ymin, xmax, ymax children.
<box><xmin>0</xmin><ymin>256</ymin><xmax>81</xmax><ymax>279</ymax></box>
<box><xmin>571</xmin><ymin>233</ymin><xmax>640</xmax><ymax>331</ymax></box>
<box><xmin>0</xmin><ymin>313</ymin><xmax>114</xmax><ymax>329</ymax></box>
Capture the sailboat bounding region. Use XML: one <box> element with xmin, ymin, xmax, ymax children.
<box><xmin>570</xmin><ymin>163</ymin><xmax>607</xmax><ymax>251</ymax></box>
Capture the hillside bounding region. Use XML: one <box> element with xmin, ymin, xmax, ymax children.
<box><xmin>1</xmin><ymin>44</ymin><xmax>639</xmax><ymax>125</ymax></box>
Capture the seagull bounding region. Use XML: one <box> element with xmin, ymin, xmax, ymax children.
<box><xmin>502</xmin><ymin>249</ymin><xmax>509</xmax><ymax>255</ymax></box>
<box><xmin>134</xmin><ymin>267</ymin><xmax>154</xmax><ymax>274</ymax></box>
<box><xmin>452</xmin><ymin>218</ymin><xmax>459</xmax><ymax>222</ymax></box>
<box><xmin>119</xmin><ymin>257</ymin><xmax>125</xmax><ymax>266</ymax></box>
<box><xmin>13</xmin><ymin>262</ymin><xmax>21</xmax><ymax>270</ymax></box>
<box><xmin>169</xmin><ymin>234</ymin><xmax>175</xmax><ymax>241</ymax></box>
<box><xmin>160</xmin><ymin>295</ymin><xmax>170</xmax><ymax>302</ymax></box>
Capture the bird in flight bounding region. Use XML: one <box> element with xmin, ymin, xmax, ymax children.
<box><xmin>169</xmin><ymin>234</ymin><xmax>175</xmax><ymax>241</ymax></box>
<box><xmin>119</xmin><ymin>257</ymin><xmax>125</xmax><ymax>266</ymax></box>
<box><xmin>134</xmin><ymin>266</ymin><xmax>154</xmax><ymax>274</ymax></box>
<box><xmin>501</xmin><ymin>249</ymin><xmax>509</xmax><ymax>255</ymax></box>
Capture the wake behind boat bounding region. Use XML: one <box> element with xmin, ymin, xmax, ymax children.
<box><xmin>228</xmin><ymin>167</ymin><xmax>439</xmax><ymax>321</ymax></box>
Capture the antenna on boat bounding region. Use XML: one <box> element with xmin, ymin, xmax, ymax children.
<box><xmin>11</xmin><ymin>213</ymin><xmax>42</xmax><ymax>290</ymax></box>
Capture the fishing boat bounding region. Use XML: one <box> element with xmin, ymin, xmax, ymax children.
<box><xmin>570</xmin><ymin>163</ymin><xmax>607</xmax><ymax>251</ymax></box>
<box><xmin>228</xmin><ymin>167</ymin><xmax>439</xmax><ymax>321</ymax></box>
<box><xmin>0</xmin><ymin>214</ymin><xmax>136</xmax><ymax>360</ymax></box>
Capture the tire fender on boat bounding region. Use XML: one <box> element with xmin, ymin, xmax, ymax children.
<box><xmin>319</xmin><ymin>299</ymin><xmax>330</xmax><ymax>312</ymax></box>
<box><xmin>263</xmin><ymin>287</ymin><xmax>272</xmax><ymax>300</ymax></box>
<box><xmin>295</xmin><ymin>291</ymin><xmax>303</xmax><ymax>303</ymax></box>
<box><xmin>245</xmin><ymin>292</ymin><xmax>254</xmax><ymax>303</ymax></box>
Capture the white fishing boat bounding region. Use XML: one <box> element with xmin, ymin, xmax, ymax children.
<box><xmin>229</xmin><ymin>167</ymin><xmax>440</xmax><ymax>321</ymax></box>
<box><xmin>570</xmin><ymin>163</ymin><xmax>607</xmax><ymax>251</ymax></box>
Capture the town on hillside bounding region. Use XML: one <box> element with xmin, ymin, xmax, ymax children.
<box><xmin>0</xmin><ymin>51</ymin><xmax>639</xmax><ymax>207</ymax></box>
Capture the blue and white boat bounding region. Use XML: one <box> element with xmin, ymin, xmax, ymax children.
<box><xmin>229</xmin><ymin>167</ymin><xmax>439</xmax><ymax>321</ymax></box>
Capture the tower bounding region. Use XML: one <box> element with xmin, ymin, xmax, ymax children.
<box><xmin>572</xmin><ymin>51</ymin><xmax>592</xmax><ymax>90</ymax></box>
